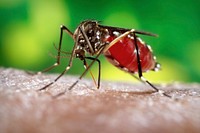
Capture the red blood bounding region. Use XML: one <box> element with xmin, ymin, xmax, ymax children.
<box><xmin>104</xmin><ymin>35</ymin><xmax>156</xmax><ymax>73</ymax></box>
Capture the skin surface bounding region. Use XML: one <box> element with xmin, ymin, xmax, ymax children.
<box><xmin>0</xmin><ymin>68</ymin><xmax>200</xmax><ymax>133</ymax></box>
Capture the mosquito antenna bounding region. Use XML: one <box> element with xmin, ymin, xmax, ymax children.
<box><xmin>53</xmin><ymin>43</ymin><xmax>72</xmax><ymax>55</ymax></box>
<box><xmin>48</xmin><ymin>52</ymin><xmax>71</xmax><ymax>59</ymax></box>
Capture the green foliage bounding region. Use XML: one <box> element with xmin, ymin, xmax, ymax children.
<box><xmin>0</xmin><ymin>0</ymin><xmax>199</xmax><ymax>82</ymax></box>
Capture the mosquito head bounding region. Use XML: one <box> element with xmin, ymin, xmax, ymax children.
<box><xmin>75</xmin><ymin>49</ymin><xmax>85</xmax><ymax>60</ymax></box>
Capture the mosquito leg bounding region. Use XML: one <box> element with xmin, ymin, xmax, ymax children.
<box><xmin>68</xmin><ymin>47</ymin><xmax>104</xmax><ymax>91</ymax></box>
<box><xmin>53</xmin><ymin>45</ymin><xmax>106</xmax><ymax>98</ymax></box>
<box><xmin>39</xmin><ymin>47</ymin><xmax>75</xmax><ymax>92</ymax></box>
<box><xmin>38</xmin><ymin>66</ymin><xmax>70</xmax><ymax>90</ymax></box>
<box><xmin>31</xmin><ymin>25</ymin><xmax>73</xmax><ymax>75</ymax></box>
<box><xmin>132</xmin><ymin>32</ymin><xmax>171</xmax><ymax>98</ymax></box>
<box><xmin>38</xmin><ymin>26</ymin><xmax>78</xmax><ymax>91</ymax></box>
<box><xmin>85</xmin><ymin>57</ymin><xmax>101</xmax><ymax>89</ymax></box>
<box><xmin>79</xmin><ymin>26</ymin><xmax>95</xmax><ymax>54</ymax></box>
<box><xmin>82</xmin><ymin>59</ymin><xmax>97</xmax><ymax>87</ymax></box>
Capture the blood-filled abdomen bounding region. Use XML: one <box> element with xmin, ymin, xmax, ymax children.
<box><xmin>104</xmin><ymin>35</ymin><xmax>156</xmax><ymax>73</ymax></box>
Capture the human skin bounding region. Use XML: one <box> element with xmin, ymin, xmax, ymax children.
<box><xmin>0</xmin><ymin>68</ymin><xmax>200</xmax><ymax>133</ymax></box>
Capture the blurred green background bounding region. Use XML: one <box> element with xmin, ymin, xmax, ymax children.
<box><xmin>0</xmin><ymin>0</ymin><xmax>200</xmax><ymax>83</ymax></box>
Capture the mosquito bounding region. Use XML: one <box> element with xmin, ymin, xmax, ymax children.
<box><xmin>34</xmin><ymin>20</ymin><xmax>171</xmax><ymax>98</ymax></box>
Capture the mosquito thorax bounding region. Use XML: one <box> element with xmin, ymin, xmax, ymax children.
<box><xmin>73</xmin><ymin>20</ymin><xmax>109</xmax><ymax>56</ymax></box>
